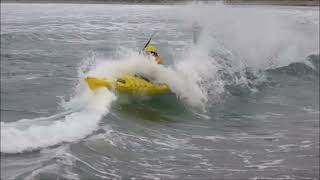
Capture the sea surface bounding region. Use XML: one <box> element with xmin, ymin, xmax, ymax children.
<box><xmin>1</xmin><ymin>3</ymin><xmax>319</xmax><ymax>180</ymax></box>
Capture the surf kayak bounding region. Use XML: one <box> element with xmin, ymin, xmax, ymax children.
<box><xmin>85</xmin><ymin>75</ymin><xmax>170</xmax><ymax>96</ymax></box>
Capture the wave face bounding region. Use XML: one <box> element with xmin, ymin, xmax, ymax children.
<box><xmin>1</xmin><ymin>89</ymin><xmax>116</xmax><ymax>153</ymax></box>
<box><xmin>1</xmin><ymin>3</ymin><xmax>319</xmax><ymax>180</ymax></box>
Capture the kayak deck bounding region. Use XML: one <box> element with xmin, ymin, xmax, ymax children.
<box><xmin>85</xmin><ymin>75</ymin><xmax>170</xmax><ymax>96</ymax></box>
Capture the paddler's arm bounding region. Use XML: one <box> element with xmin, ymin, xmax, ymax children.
<box><xmin>155</xmin><ymin>56</ymin><xmax>163</xmax><ymax>64</ymax></box>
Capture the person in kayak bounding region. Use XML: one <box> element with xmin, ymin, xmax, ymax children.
<box><xmin>144</xmin><ymin>45</ymin><xmax>163</xmax><ymax>64</ymax></box>
<box><xmin>133</xmin><ymin>45</ymin><xmax>162</xmax><ymax>82</ymax></box>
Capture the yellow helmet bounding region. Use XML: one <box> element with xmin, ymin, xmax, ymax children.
<box><xmin>145</xmin><ymin>45</ymin><xmax>157</xmax><ymax>53</ymax></box>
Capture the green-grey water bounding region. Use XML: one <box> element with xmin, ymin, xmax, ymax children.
<box><xmin>1</xmin><ymin>3</ymin><xmax>319</xmax><ymax>180</ymax></box>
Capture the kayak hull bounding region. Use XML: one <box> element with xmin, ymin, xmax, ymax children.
<box><xmin>85</xmin><ymin>75</ymin><xmax>170</xmax><ymax>96</ymax></box>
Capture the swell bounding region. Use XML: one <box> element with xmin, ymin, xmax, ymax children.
<box><xmin>1</xmin><ymin>89</ymin><xmax>116</xmax><ymax>154</ymax></box>
<box><xmin>218</xmin><ymin>54</ymin><xmax>319</xmax><ymax>97</ymax></box>
<box><xmin>267</xmin><ymin>54</ymin><xmax>319</xmax><ymax>76</ymax></box>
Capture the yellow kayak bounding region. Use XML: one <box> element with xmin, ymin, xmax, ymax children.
<box><xmin>85</xmin><ymin>75</ymin><xmax>170</xmax><ymax>96</ymax></box>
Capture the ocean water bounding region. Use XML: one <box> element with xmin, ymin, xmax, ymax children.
<box><xmin>1</xmin><ymin>3</ymin><xmax>319</xmax><ymax>180</ymax></box>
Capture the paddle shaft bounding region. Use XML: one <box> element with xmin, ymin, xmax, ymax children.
<box><xmin>141</xmin><ymin>32</ymin><xmax>156</xmax><ymax>52</ymax></box>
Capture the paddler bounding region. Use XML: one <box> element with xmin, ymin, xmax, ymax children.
<box><xmin>144</xmin><ymin>45</ymin><xmax>163</xmax><ymax>64</ymax></box>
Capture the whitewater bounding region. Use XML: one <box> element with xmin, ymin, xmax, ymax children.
<box><xmin>1</xmin><ymin>2</ymin><xmax>319</xmax><ymax>180</ymax></box>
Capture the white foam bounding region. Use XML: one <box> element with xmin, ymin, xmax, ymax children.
<box><xmin>1</xmin><ymin>45</ymin><xmax>219</xmax><ymax>153</ymax></box>
<box><xmin>177</xmin><ymin>3</ymin><xmax>319</xmax><ymax>70</ymax></box>
<box><xmin>86</xmin><ymin>49</ymin><xmax>224</xmax><ymax>109</ymax></box>
<box><xmin>1</xmin><ymin>89</ymin><xmax>116</xmax><ymax>153</ymax></box>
